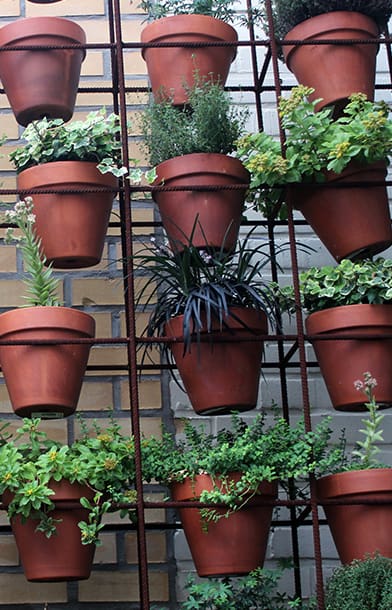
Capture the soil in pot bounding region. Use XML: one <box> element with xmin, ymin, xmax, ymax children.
<box><xmin>153</xmin><ymin>153</ymin><xmax>249</xmax><ymax>253</ymax></box>
<box><xmin>0</xmin><ymin>17</ymin><xmax>86</xmax><ymax>126</ymax></box>
<box><xmin>317</xmin><ymin>469</ymin><xmax>392</xmax><ymax>563</ymax></box>
<box><xmin>172</xmin><ymin>474</ymin><xmax>278</xmax><ymax>577</ymax></box>
<box><xmin>306</xmin><ymin>304</ymin><xmax>392</xmax><ymax>411</ymax></box>
<box><xmin>141</xmin><ymin>14</ymin><xmax>237</xmax><ymax>105</ymax></box>
<box><xmin>283</xmin><ymin>11</ymin><xmax>379</xmax><ymax>114</ymax></box>
<box><xmin>0</xmin><ymin>306</ymin><xmax>95</xmax><ymax>418</ymax></box>
<box><xmin>165</xmin><ymin>307</ymin><xmax>267</xmax><ymax>415</ymax></box>
<box><xmin>17</xmin><ymin>161</ymin><xmax>118</xmax><ymax>269</ymax></box>
<box><xmin>4</xmin><ymin>480</ymin><xmax>96</xmax><ymax>582</ymax></box>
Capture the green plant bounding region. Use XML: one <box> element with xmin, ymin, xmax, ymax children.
<box><xmin>280</xmin><ymin>258</ymin><xmax>392</xmax><ymax>315</ymax></box>
<box><xmin>325</xmin><ymin>554</ymin><xmax>392</xmax><ymax>610</ymax></box>
<box><xmin>140</xmin><ymin>78</ymin><xmax>247</xmax><ymax>167</ymax></box>
<box><xmin>9</xmin><ymin>109</ymin><xmax>127</xmax><ymax>177</ymax></box>
<box><xmin>138</xmin><ymin>0</ymin><xmax>239</xmax><ymax>22</ymax></box>
<box><xmin>134</xmin><ymin>230</ymin><xmax>286</xmax><ymax>353</ymax></box>
<box><xmin>268</xmin><ymin>0</ymin><xmax>392</xmax><ymax>42</ymax></box>
<box><xmin>0</xmin><ymin>416</ymin><xmax>136</xmax><ymax>545</ymax></box>
<box><xmin>142</xmin><ymin>410</ymin><xmax>334</xmax><ymax>523</ymax></box>
<box><xmin>4</xmin><ymin>197</ymin><xmax>61</xmax><ymax>306</ymax></box>
<box><xmin>236</xmin><ymin>86</ymin><xmax>392</xmax><ymax>218</ymax></box>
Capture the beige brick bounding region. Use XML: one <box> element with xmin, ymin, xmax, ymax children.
<box><xmin>0</xmin><ymin>384</ymin><xmax>12</xmax><ymax>414</ymax></box>
<box><xmin>121</xmin><ymin>378</ymin><xmax>162</xmax><ymax>410</ymax></box>
<box><xmin>0</xmin><ymin>535</ymin><xmax>18</xmax><ymax>566</ymax></box>
<box><xmin>0</xmin><ymin>176</ymin><xmax>17</xmax><ymax>203</ymax></box>
<box><xmin>79</xmin><ymin>570</ymin><xmax>168</xmax><ymax>602</ymax></box>
<box><xmin>88</xmin><ymin>345</ymin><xmax>127</xmax><ymax>369</ymax></box>
<box><xmin>0</xmin><ymin>0</ymin><xmax>20</xmax><ymax>17</ymax></box>
<box><xmin>123</xmin><ymin>0</ymin><xmax>145</xmax><ymax>14</ymax></box>
<box><xmin>72</xmin><ymin>278</ymin><xmax>125</xmax><ymax>306</ymax></box>
<box><xmin>0</xmin><ymin>115</ymin><xmax>19</xmax><ymax>139</ymax></box>
<box><xmin>0</xmin><ymin>574</ymin><xmax>66</xmax><ymax>603</ymax></box>
<box><xmin>78</xmin><ymin>380</ymin><xmax>114</xmax><ymax>411</ymax></box>
<box><xmin>81</xmin><ymin>51</ymin><xmax>105</xmax><ymax>77</ymax></box>
<box><xmin>0</xmin><ymin>245</ymin><xmax>17</xmax><ymax>272</ymax></box>
<box><xmin>125</xmin><ymin>531</ymin><xmax>166</xmax><ymax>564</ymax></box>
<box><xmin>94</xmin><ymin>533</ymin><xmax>117</xmax><ymax>565</ymax></box>
<box><xmin>26</xmin><ymin>1</ymin><xmax>105</xmax><ymax>17</ymax></box>
<box><xmin>137</xmin><ymin>416</ymin><xmax>162</xmax><ymax>438</ymax></box>
<box><xmin>124</xmin><ymin>50</ymin><xmax>148</xmax><ymax>76</ymax></box>
<box><xmin>0</xmin><ymin>280</ymin><xmax>25</xmax><ymax>307</ymax></box>
<box><xmin>90</xmin><ymin>312</ymin><xmax>113</xmax><ymax>338</ymax></box>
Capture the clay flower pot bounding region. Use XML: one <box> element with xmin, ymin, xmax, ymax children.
<box><xmin>316</xmin><ymin>469</ymin><xmax>392</xmax><ymax>563</ymax></box>
<box><xmin>306</xmin><ymin>304</ymin><xmax>392</xmax><ymax>411</ymax></box>
<box><xmin>153</xmin><ymin>153</ymin><xmax>249</xmax><ymax>253</ymax></box>
<box><xmin>141</xmin><ymin>15</ymin><xmax>237</xmax><ymax>105</ymax></box>
<box><xmin>292</xmin><ymin>162</ymin><xmax>392</xmax><ymax>262</ymax></box>
<box><xmin>171</xmin><ymin>474</ymin><xmax>278</xmax><ymax>577</ymax></box>
<box><xmin>0</xmin><ymin>306</ymin><xmax>95</xmax><ymax>418</ymax></box>
<box><xmin>4</xmin><ymin>480</ymin><xmax>96</xmax><ymax>582</ymax></box>
<box><xmin>17</xmin><ymin>161</ymin><xmax>118</xmax><ymax>269</ymax></box>
<box><xmin>165</xmin><ymin>307</ymin><xmax>267</xmax><ymax>415</ymax></box>
<box><xmin>0</xmin><ymin>17</ymin><xmax>86</xmax><ymax>127</ymax></box>
<box><xmin>284</xmin><ymin>11</ymin><xmax>379</xmax><ymax>114</ymax></box>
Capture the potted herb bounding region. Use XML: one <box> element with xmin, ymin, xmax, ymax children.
<box><xmin>324</xmin><ymin>554</ymin><xmax>392</xmax><ymax>609</ymax></box>
<box><xmin>9</xmin><ymin>110</ymin><xmax>126</xmax><ymax>268</ymax></box>
<box><xmin>139</xmin><ymin>0</ymin><xmax>239</xmax><ymax>105</ymax></box>
<box><xmin>135</xmin><ymin>232</ymin><xmax>282</xmax><ymax>415</ymax></box>
<box><xmin>237</xmin><ymin>87</ymin><xmax>392</xmax><ymax>260</ymax></box>
<box><xmin>142</xmin><ymin>412</ymin><xmax>331</xmax><ymax>577</ymax></box>
<box><xmin>280</xmin><ymin>258</ymin><xmax>392</xmax><ymax>411</ymax></box>
<box><xmin>0</xmin><ymin>416</ymin><xmax>136</xmax><ymax>581</ymax></box>
<box><xmin>316</xmin><ymin>373</ymin><xmax>392</xmax><ymax>564</ymax></box>
<box><xmin>267</xmin><ymin>0</ymin><xmax>392</xmax><ymax>113</ymax></box>
<box><xmin>0</xmin><ymin>198</ymin><xmax>95</xmax><ymax>418</ymax></box>
<box><xmin>0</xmin><ymin>16</ymin><xmax>86</xmax><ymax>126</ymax></box>
<box><xmin>140</xmin><ymin>79</ymin><xmax>249</xmax><ymax>253</ymax></box>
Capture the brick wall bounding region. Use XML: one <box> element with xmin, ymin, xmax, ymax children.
<box><xmin>0</xmin><ymin>1</ymin><xmax>390</xmax><ymax>608</ymax></box>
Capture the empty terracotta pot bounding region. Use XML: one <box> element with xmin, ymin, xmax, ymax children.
<box><xmin>4</xmin><ymin>480</ymin><xmax>96</xmax><ymax>582</ymax></box>
<box><xmin>284</xmin><ymin>11</ymin><xmax>379</xmax><ymax>114</ymax></box>
<box><xmin>172</xmin><ymin>474</ymin><xmax>277</xmax><ymax>577</ymax></box>
<box><xmin>153</xmin><ymin>153</ymin><xmax>249</xmax><ymax>253</ymax></box>
<box><xmin>0</xmin><ymin>17</ymin><xmax>86</xmax><ymax>126</ymax></box>
<box><xmin>317</xmin><ymin>469</ymin><xmax>392</xmax><ymax>563</ymax></box>
<box><xmin>0</xmin><ymin>306</ymin><xmax>95</xmax><ymax>418</ymax></box>
<box><xmin>306</xmin><ymin>304</ymin><xmax>392</xmax><ymax>411</ymax></box>
<box><xmin>141</xmin><ymin>14</ymin><xmax>237</xmax><ymax>105</ymax></box>
<box><xmin>18</xmin><ymin>161</ymin><xmax>118</xmax><ymax>268</ymax></box>
<box><xmin>165</xmin><ymin>307</ymin><xmax>267</xmax><ymax>415</ymax></box>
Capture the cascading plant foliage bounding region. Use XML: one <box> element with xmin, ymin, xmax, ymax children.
<box><xmin>139</xmin><ymin>0</ymin><xmax>240</xmax><ymax>22</ymax></box>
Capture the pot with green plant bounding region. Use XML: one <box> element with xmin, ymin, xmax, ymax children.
<box><xmin>140</xmin><ymin>79</ymin><xmax>249</xmax><ymax>253</ymax></box>
<box><xmin>139</xmin><ymin>0</ymin><xmax>238</xmax><ymax>105</ymax></box>
<box><xmin>237</xmin><ymin>86</ymin><xmax>392</xmax><ymax>261</ymax></box>
<box><xmin>135</xmin><ymin>231</ymin><xmax>283</xmax><ymax>416</ymax></box>
<box><xmin>0</xmin><ymin>198</ymin><xmax>95</xmax><ymax>418</ymax></box>
<box><xmin>0</xmin><ymin>16</ymin><xmax>86</xmax><ymax>126</ymax></box>
<box><xmin>324</xmin><ymin>554</ymin><xmax>392</xmax><ymax>609</ymax></box>
<box><xmin>281</xmin><ymin>258</ymin><xmax>392</xmax><ymax>411</ymax></box>
<box><xmin>316</xmin><ymin>373</ymin><xmax>392</xmax><ymax>563</ymax></box>
<box><xmin>268</xmin><ymin>0</ymin><xmax>392</xmax><ymax>114</ymax></box>
<box><xmin>142</xmin><ymin>411</ymin><xmax>331</xmax><ymax>577</ymax></box>
<box><xmin>0</xmin><ymin>416</ymin><xmax>136</xmax><ymax>581</ymax></box>
<box><xmin>10</xmin><ymin>110</ymin><xmax>126</xmax><ymax>269</ymax></box>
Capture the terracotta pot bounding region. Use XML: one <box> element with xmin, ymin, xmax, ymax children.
<box><xmin>292</xmin><ymin>162</ymin><xmax>392</xmax><ymax>262</ymax></box>
<box><xmin>165</xmin><ymin>307</ymin><xmax>267</xmax><ymax>415</ymax></box>
<box><xmin>18</xmin><ymin>161</ymin><xmax>118</xmax><ymax>268</ymax></box>
<box><xmin>4</xmin><ymin>480</ymin><xmax>96</xmax><ymax>582</ymax></box>
<box><xmin>0</xmin><ymin>306</ymin><xmax>95</xmax><ymax>418</ymax></box>
<box><xmin>284</xmin><ymin>11</ymin><xmax>379</xmax><ymax>114</ymax></box>
<box><xmin>141</xmin><ymin>15</ymin><xmax>237</xmax><ymax>105</ymax></box>
<box><xmin>0</xmin><ymin>17</ymin><xmax>86</xmax><ymax>126</ymax></box>
<box><xmin>172</xmin><ymin>474</ymin><xmax>278</xmax><ymax>577</ymax></box>
<box><xmin>153</xmin><ymin>154</ymin><xmax>249</xmax><ymax>253</ymax></box>
<box><xmin>306</xmin><ymin>304</ymin><xmax>392</xmax><ymax>411</ymax></box>
<box><xmin>317</xmin><ymin>469</ymin><xmax>392</xmax><ymax>563</ymax></box>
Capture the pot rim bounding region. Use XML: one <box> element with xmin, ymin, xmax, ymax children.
<box><xmin>0</xmin><ymin>16</ymin><xmax>86</xmax><ymax>50</ymax></box>
<box><xmin>141</xmin><ymin>14</ymin><xmax>238</xmax><ymax>46</ymax></box>
<box><xmin>171</xmin><ymin>473</ymin><xmax>278</xmax><ymax>501</ymax></box>
<box><xmin>17</xmin><ymin>161</ymin><xmax>118</xmax><ymax>189</ymax></box>
<box><xmin>0</xmin><ymin>306</ymin><xmax>95</xmax><ymax>338</ymax></box>
<box><xmin>164</xmin><ymin>307</ymin><xmax>268</xmax><ymax>338</ymax></box>
<box><xmin>305</xmin><ymin>303</ymin><xmax>392</xmax><ymax>335</ymax></box>
<box><xmin>316</xmin><ymin>467</ymin><xmax>392</xmax><ymax>498</ymax></box>
<box><xmin>154</xmin><ymin>153</ymin><xmax>250</xmax><ymax>185</ymax></box>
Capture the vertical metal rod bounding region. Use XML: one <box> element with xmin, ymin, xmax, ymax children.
<box><xmin>111</xmin><ymin>1</ymin><xmax>151</xmax><ymax>608</ymax></box>
<box><xmin>246</xmin><ymin>0</ymin><xmax>263</xmax><ymax>129</ymax></box>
